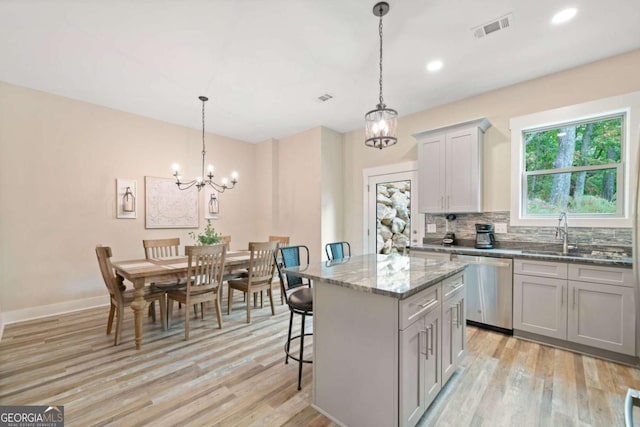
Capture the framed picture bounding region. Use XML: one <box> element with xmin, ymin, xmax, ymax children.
<box><xmin>204</xmin><ymin>186</ymin><xmax>220</xmax><ymax>220</ymax></box>
<box><xmin>145</xmin><ymin>176</ymin><xmax>198</xmax><ymax>228</ymax></box>
<box><xmin>116</xmin><ymin>179</ymin><xmax>137</xmax><ymax>219</ymax></box>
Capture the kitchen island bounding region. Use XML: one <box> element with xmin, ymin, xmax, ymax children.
<box><xmin>283</xmin><ymin>253</ymin><xmax>467</xmax><ymax>427</ymax></box>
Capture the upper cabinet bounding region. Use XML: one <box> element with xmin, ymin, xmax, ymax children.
<box><xmin>413</xmin><ymin>118</ymin><xmax>490</xmax><ymax>213</ymax></box>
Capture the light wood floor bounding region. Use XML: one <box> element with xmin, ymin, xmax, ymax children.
<box><xmin>1</xmin><ymin>289</ymin><xmax>639</xmax><ymax>427</ymax></box>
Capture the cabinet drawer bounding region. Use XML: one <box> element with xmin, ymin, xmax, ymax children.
<box><xmin>400</xmin><ymin>284</ymin><xmax>441</xmax><ymax>330</ymax></box>
<box><xmin>514</xmin><ymin>259</ymin><xmax>568</xmax><ymax>279</ymax></box>
<box><xmin>443</xmin><ymin>272</ymin><xmax>465</xmax><ymax>300</ymax></box>
<box><xmin>568</xmin><ymin>264</ymin><xmax>635</xmax><ymax>287</ymax></box>
<box><xmin>411</xmin><ymin>251</ymin><xmax>451</xmax><ymax>261</ymax></box>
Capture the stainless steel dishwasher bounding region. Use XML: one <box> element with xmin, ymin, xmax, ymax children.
<box><xmin>451</xmin><ymin>254</ymin><xmax>513</xmax><ymax>334</ymax></box>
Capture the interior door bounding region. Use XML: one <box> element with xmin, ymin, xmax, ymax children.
<box><xmin>367</xmin><ymin>170</ymin><xmax>422</xmax><ymax>254</ymax></box>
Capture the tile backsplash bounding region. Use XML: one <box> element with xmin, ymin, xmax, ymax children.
<box><xmin>423</xmin><ymin>211</ymin><xmax>632</xmax><ymax>247</ymax></box>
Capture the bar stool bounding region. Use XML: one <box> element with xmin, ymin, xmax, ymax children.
<box><xmin>275</xmin><ymin>245</ymin><xmax>313</xmax><ymax>390</ymax></box>
<box><xmin>325</xmin><ymin>241</ymin><xmax>351</xmax><ymax>260</ymax></box>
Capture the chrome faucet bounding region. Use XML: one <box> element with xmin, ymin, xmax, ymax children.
<box><xmin>555</xmin><ymin>212</ymin><xmax>570</xmax><ymax>255</ymax></box>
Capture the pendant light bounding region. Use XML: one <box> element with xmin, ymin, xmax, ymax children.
<box><xmin>172</xmin><ymin>96</ymin><xmax>238</xmax><ymax>192</ymax></box>
<box><xmin>365</xmin><ymin>2</ymin><xmax>398</xmax><ymax>150</ymax></box>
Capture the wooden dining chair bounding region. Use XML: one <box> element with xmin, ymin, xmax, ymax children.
<box><xmin>220</xmin><ymin>235</ymin><xmax>231</xmax><ymax>250</ymax></box>
<box><xmin>269</xmin><ymin>235</ymin><xmax>290</xmax><ymax>304</ymax></box>
<box><xmin>143</xmin><ymin>238</ymin><xmax>186</xmax><ymax>310</ymax></box>
<box><xmin>95</xmin><ymin>245</ymin><xmax>166</xmax><ymax>346</ymax></box>
<box><xmin>166</xmin><ymin>244</ymin><xmax>226</xmax><ymax>340</ymax></box>
<box><xmin>227</xmin><ymin>241</ymin><xmax>279</xmax><ymax>323</ymax></box>
<box><xmin>269</xmin><ymin>235</ymin><xmax>290</xmax><ymax>247</ymax></box>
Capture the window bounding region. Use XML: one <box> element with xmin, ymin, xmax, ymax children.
<box><xmin>523</xmin><ymin>113</ymin><xmax>624</xmax><ymax>217</ymax></box>
<box><xmin>510</xmin><ymin>91</ymin><xmax>639</xmax><ymax>227</ymax></box>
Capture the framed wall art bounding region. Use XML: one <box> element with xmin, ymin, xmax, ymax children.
<box><xmin>145</xmin><ymin>176</ymin><xmax>198</xmax><ymax>228</ymax></box>
<box><xmin>116</xmin><ymin>179</ymin><xmax>137</xmax><ymax>219</ymax></box>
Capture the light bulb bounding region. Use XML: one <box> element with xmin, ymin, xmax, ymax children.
<box><xmin>208</xmin><ymin>165</ymin><xmax>214</xmax><ymax>173</ymax></box>
<box><xmin>222</xmin><ymin>177</ymin><xmax>228</xmax><ymax>185</ymax></box>
<box><xmin>196</xmin><ymin>176</ymin><xmax>202</xmax><ymax>183</ymax></box>
<box><xmin>231</xmin><ymin>171</ymin><xmax>238</xmax><ymax>180</ymax></box>
<box><xmin>172</xmin><ymin>163</ymin><xmax>180</xmax><ymax>172</ymax></box>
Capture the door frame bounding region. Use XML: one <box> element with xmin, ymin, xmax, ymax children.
<box><xmin>362</xmin><ymin>161</ymin><xmax>423</xmax><ymax>254</ymax></box>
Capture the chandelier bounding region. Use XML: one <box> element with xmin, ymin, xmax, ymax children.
<box><xmin>364</xmin><ymin>2</ymin><xmax>398</xmax><ymax>150</ymax></box>
<box><xmin>172</xmin><ymin>96</ymin><xmax>238</xmax><ymax>192</ymax></box>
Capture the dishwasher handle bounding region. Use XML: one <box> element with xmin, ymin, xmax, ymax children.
<box><xmin>451</xmin><ymin>255</ymin><xmax>511</xmax><ymax>269</ymax></box>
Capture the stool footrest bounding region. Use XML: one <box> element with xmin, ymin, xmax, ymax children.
<box><xmin>284</xmin><ymin>333</ymin><xmax>313</xmax><ymax>364</ymax></box>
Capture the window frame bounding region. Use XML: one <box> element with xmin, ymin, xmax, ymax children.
<box><xmin>521</xmin><ymin>112</ymin><xmax>625</xmax><ymax>219</ymax></box>
<box><xmin>509</xmin><ymin>92</ymin><xmax>640</xmax><ymax>228</ymax></box>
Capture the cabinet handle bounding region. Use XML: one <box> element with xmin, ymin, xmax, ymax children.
<box><xmin>420</xmin><ymin>329</ymin><xmax>428</xmax><ymax>356</ymax></box>
<box><xmin>429</xmin><ymin>324</ymin><xmax>434</xmax><ymax>356</ymax></box>
<box><xmin>440</xmin><ymin>196</ymin><xmax>444</xmax><ymax>210</ymax></box>
<box><xmin>561</xmin><ymin>288</ymin><xmax>563</xmax><ymax>307</ymax></box>
<box><xmin>418</xmin><ymin>298</ymin><xmax>438</xmax><ymax>310</ymax></box>
<box><xmin>573</xmin><ymin>288</ymin><xmax>576</xmax><ymax>310</ymax></box>
<box><xmin>447</xmin><ymin>195</ymin><xmax>450</xmax><ymax>210</ymax></box>
<box><xmin>450</xmin><ymin>304</ymin><xmax>458</xmax><ymax>327</ymax></box>
<box><xmin>448</xmin><ymin>282</ymin><xmax>464</xmax><ymax>293</ymax></box>
<box><xmin>458</xmin><ymin>300</ymin><xmax>463</xmax><ymax>328</ymax></box>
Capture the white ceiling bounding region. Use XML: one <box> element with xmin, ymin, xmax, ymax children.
<box><xmin>1</xmin><ymin>0</ymin><xmax>639</xmax><ymax>143</ymax></box>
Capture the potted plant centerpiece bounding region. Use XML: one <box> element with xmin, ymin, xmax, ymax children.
<box><xmin>189</xmin><ymin>219</ymin><xmax>221</xmax><ymax>245</ymax></box>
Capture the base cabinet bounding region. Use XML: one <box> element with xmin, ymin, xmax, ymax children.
<box><xmin>513</xmin><ymin>274</ymin><xmax>567</xmax><ymax>340</ymax></box>
<box><xmin>514</xmin><ymin>260</ymin><xmax>636</xmax><ymax>356</ymax></box>
<box><xmin>399</xmin><ymin>273</ymin><xmax>465</xmax><ymax>427</ymax></box>
<box><xmin>567</xmin><ymin>280</ymin><xmax>636</xmax><ymax>355</ymax></box>
<box><xmin>442</xmin><ymin>283</ymin><xmax>465</xmax><ymax>384</ymax></box>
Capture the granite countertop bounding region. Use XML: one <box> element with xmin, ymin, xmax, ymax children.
<box><xmin>411</xmin><ymin>242</ymin><xmax>633</xmax><ymax>267</ymax></box>
<box><xmin>282</xmin><ymin>253</ymin><xmax>466</xmax><ymax>300</ymax></box>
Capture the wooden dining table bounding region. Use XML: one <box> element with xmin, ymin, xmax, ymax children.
<box><xmin>111</xmin><ymin>250</ymin><xmax>251</xmax><ymax>349</ymax></box>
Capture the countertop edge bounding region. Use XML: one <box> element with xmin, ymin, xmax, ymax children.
<box><xmin>283</xmin><ymin>262</ymin><xmax>467</xmax><ymax>300</ymax></box>
<box><xmin>411</xmin><ymin>245</ymin><xmax>632</xmax><ymax>267</ymax></box>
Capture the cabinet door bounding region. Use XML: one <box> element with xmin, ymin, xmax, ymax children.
<box><xmin>399</xmin><ymin>319</ymin><xmax>425</xmax><ymax>427</ymax></box>
<box><xmin>442</xmin><ymin>292</ymin><xmax>465</xmax><ymax>384</ymax></box>
<box><xmin>513</xmin><ymin>274</ymin><xmax>567</xmax><ymax>339</ymax></box>
<box><xmin>417</xmin><ymin>135</ymin><xmax>445</xmax><ymax>213</ymax></box>
<box><xmin>445</xmin><ymin>127</ymin><xmax>481</xmax><ymax>213</ymax></box>
<box><xmin>452</xmin><ymin>293</ymin><xmax>466</xmax><ymax>367</ymax></box>
<box><xmin>568</xmin><ymin>281</ymin><xmax>636</xmax><ymax>356</ymax></box>
<box><xmin>423</xmin><ymin>308</ymin><xmax>441</xmax><ymax>410</ymax></box>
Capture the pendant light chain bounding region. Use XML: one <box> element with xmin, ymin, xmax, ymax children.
<box><xmin>201</xmin><ymin>98</ymin><xmax>206</xmax><ymax>180</ymax></box>
<box><xmin>378</xmin><ymin>13</ymin><xmax>384</xmax><ymax>107</ymax></box>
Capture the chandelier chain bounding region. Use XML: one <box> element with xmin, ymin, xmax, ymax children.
<box><xmin>201</xmin><ymin>97</ymin><xmax>206</xmax><ymax>179</ymax></box>
<box><xmin>378</xmin><ymin>13</ymin><xmax>384</xmax><ymax>106</ymax></box>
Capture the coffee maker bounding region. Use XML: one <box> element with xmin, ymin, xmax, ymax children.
<box><xmin>475</xmin><ymin>223</ymin><xmax>495</xmax><ymax>249</ymax></box>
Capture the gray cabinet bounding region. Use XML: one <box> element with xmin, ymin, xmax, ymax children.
<box><xmin>414</xmin><ymin>118</ymin><xmax>490</xmax><ymax>213</ymax></box>
<box><xmin>514</xmin><ymin>259</ymin><xmax>636</xmax><ymax>356</ymax></box>
<box><xmin>442</xmin><ymin>276</ymin><xmax>465</xmax><ymax>384</ymax></box>
<box><xmin>399</xmin><ymin>272</ymin><xmax>465</xmax><ymax>427</ymax></box>
<box><xmin>399</xmin><ymin>283</ymin><xmax>441</xmax><ymax>427</ymax></box>
<box><xmin>513</xmin><ymin>274</ymin><xmax>567</xmax><ymax>340</ymax></box>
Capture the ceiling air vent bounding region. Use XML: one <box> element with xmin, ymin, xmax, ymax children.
<box><xmin>317</xmin><ymin>94</ymin><xmax>333</xmax><ymax>102</ymax></box>
<box><xmin>473</xmin><ymin>13</ymin><xmax>513</xmax><ymax>39</ymax></box>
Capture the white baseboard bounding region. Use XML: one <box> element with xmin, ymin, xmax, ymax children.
<box><xmin>1</xmin><ymin>296</ymin><xmax>109</xmax><ymax>327</ymax></box>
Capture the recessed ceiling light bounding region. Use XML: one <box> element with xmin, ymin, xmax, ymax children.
<box><xmin>551</xmin><ymin>8</ymin><xmax>577</xmax><ymax>25</ymax></box>
<box><xmin>426</xmin><ymin>60</ymin><xmax>443</xmax><ymax>72</ymax></box>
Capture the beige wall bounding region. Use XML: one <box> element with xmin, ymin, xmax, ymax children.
<box><xmin>343</xmin><ymin>49</ymin><xmax>640</xmax><ymax>254</ymax></box>
<box><xmin>321</xmin><ymin>127</ymin><xmax>345</xmax><ymax>259</ymax></box>
<box><xmin>274</xmin><ymin>127</ymin><xmax>324</xmax><ymax>261</ymax></box>
<box><xmin>0</xmin><ymin>83</ymin><xmax>257</xmax><ymax>314</ymax></box>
